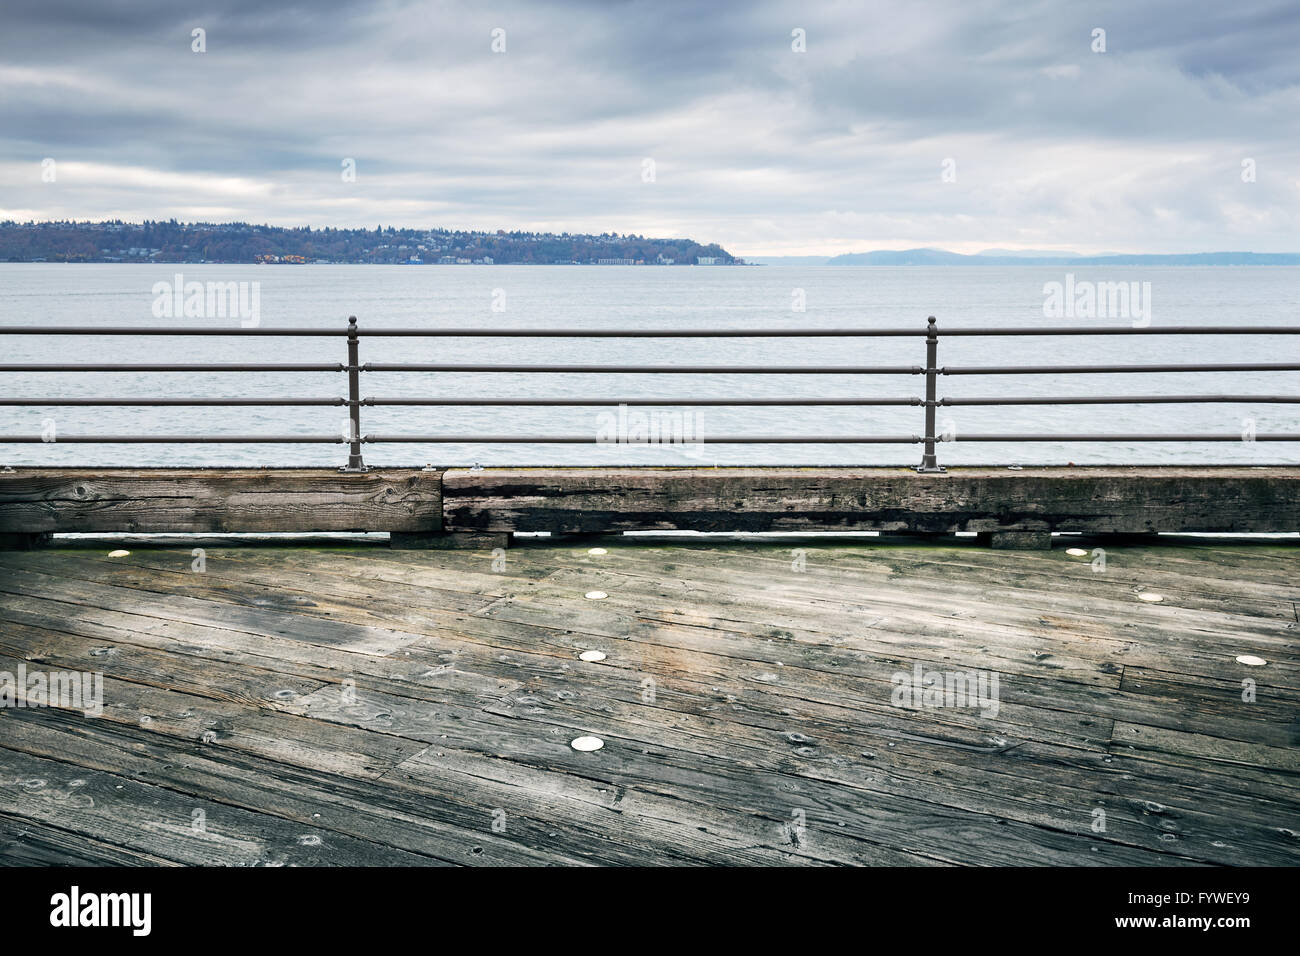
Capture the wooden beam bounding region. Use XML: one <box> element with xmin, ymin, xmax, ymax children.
<box><xmin>442</xmin><ymin>466</ymin><xmax>1300</xmax><ymax>535</ymax></box>
<box><xmin>978</xmin><ymin>530</ymin><xmax>1054</xmax><ymax>550</ymax></box>
<box><xmin>0</xmin><ymin>468</ymin><xmax>442</xmax><ymax>534</ymax></box>
<box><xmin>0</xmin><ymin>532</ymin><xmax>51</xmax><ymax>551</ymax></box>
<box><xmin>2</xmin><ymin>466</ymin><xmax>1297</xmax><ymax>538</ymax></box>
<box><xmin>389</xmin><ymin>531</ymin><xmax>509</xmax><ymax>551</ymax></box>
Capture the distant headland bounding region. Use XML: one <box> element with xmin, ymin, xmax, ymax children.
<box><xmin>0</xmin><ymin>220</ymin><xmax>741</xmax><ymax>266</ymax></box>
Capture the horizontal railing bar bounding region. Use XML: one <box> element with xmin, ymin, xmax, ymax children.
<box><xmin>0</xmin><ymin>364</ymin><xmax>345</xmax><ymax>372</ymax></box>
<box><xmin>362</xmin><ymin>364</ymin><xmax>922</xmax><ymax>374</ymax></box>
<box><xmin>941</xmin><ymin>363</ymin><xmax>1300</xmax><ymax>374</ymax></box>
<box><xmin>366</xmin><ymin>328</ymin><xmax>918</xmax><ymax>337</ymax></box>
<box><xmin>12</xmin><ymin>395</ymin><xmax>1294</xmax><ymax>408</ymax></box>
<box><xmin>0</xmin><ymin>398</ymin><xmax>346</xmax><ymax>406</ymax></box>
<box><xmin>1</xmin><ymin>325</ymin><xmax>1298</xmax><ymax>337</ymax></box>
<box><xmin>0</xmin><ymin>326</ymin><xmax>922</xmax><ymax>337</ymax></box>
<box><xmin>0</xmin><ymin>327</ymin><xmax>350</xmax><ymax>336</ymax></box>
<box><xmin>375</xmin><ymin>434</ymin><xmax>1300</xmax><ymax>443</ymax></box>
<box><xmin>363</xmin><ymin>397</ymin><xmax>922</xmax><ymax>406</ymax></box>
<box><xmin>926</xmin><ymin>326</ymin><xmax>1300</xmax><ymax>336</ymax></box>
<box><xmin>940</xmin><ymin>395</ymin><xmax>1300</xmax><ymax>405</ymax></box>
<box><xmin>5</xmin><ymin>362</ymin><xmax>1291</xmax><ymax>375</ymax></box>
<box><xmin>0</xmin><ymin>436</ymin><xmax>343</xmax><ymax>443</ymax></box>
<box><xmin>362</xmin><ymin>435</ymin><xmax>922</xmax><ymax>443</ymax></box>
<box><xmin>3</xmin><ymin>433</ymin><xmax>1296</xmax><ymax>444</ymax></box>
<box><xmin>935</xmin><ymin>434</ymin><xmax>1300</xmax><ymax>442</ymax></box>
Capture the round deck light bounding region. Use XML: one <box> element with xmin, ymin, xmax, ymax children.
<box><xmin>570</xmin><ymin>735</ymin><xmax>604</xmax><ymax>752</ymax></box>
<box><xmin>1065</xmin><ymin>548</ymin><xmax>1089</xmax><ymax>557</ymax></box>
<box><xmin>584</xmin><ymin>590</ymin><xmax>608</xmax><ymax>600</ymax></box>
<box><xmin>587</xmin><ymin>547</ymin><xmax>608</xmax><ymax>555</ymax></box>
<box><xmin>1235</xmin><ymin>655</ymin><xmax>1267</xmax><ymax>667</ymax></box>
<box><xmin>107</xmin><ymin>549</ymin><xmax>130</xmax><ymax>558</ymax></box>
<box><xmin>1138</xmin><ymin>592</ymin><xmax>1164</xmax><ymax>602</ymax></box>
<box><xmin>579</xmin><ymin>650</ymin><xmax>607</xmax><ymax>662</ymax></box>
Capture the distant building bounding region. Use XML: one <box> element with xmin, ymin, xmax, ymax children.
<box><xmin>596</xmin><ymin>258</ymin><xmax>635</xmax><ymax>265</ymax></box>
<box><xmin>696</xmin><ymin>256</ymin><xmax>718</xmax><ymax>265</ymax></box>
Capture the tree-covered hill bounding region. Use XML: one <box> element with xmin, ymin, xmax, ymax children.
<box><xmin>0</xmin><ymin>220</ymin><xmax>740</xmax><ymax>265</ymax></box>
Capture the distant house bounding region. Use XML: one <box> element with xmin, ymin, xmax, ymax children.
<box><xmin>696</xmin><ymin>256</ymin><xmax>717</xmax><ymax>265</ymax></box>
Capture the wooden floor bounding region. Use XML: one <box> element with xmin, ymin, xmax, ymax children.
<box><xmin>0</xmin><ymin>533</ymin><xmax>1296</xmax><ymax>866</ymax></box>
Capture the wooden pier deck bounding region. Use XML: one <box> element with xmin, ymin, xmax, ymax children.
<box><xmin>0</xmin><ymin>534</ymin><xmax>1296</xmax><ymax>866</ymax></box>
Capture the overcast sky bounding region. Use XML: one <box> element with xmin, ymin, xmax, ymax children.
<box><xmin>1</xmin><ymin>0</ymin><xmax>1297</xmax><ymax>255</ymax></box>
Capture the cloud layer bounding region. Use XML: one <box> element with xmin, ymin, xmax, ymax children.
<box><xmin>2</xmin><ymin>0</ymin><xmax>1297</xmax><ymax>254</ymax></box>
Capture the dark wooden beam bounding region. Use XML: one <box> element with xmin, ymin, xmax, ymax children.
<box><xmin>389</xmin><ymin>531</ymin><xmax>508</xmax><ymax>550</ymax></box>
<box><xmin>0</xmin><ymin>532</ymin><xmax>51</xmax><ymax>551</ymax></box>
<box><xmin>442</xmin><ymin>466</ymin><xmax>1300</xmax><ymax>535</ymax></box>
<box><xmin>0</xmin><ymin>468</ymin><xmax>442</xmax><ymax>534</ymax></box>
<box><xmin>2</xmin><ymin>466</ymin><xmax>1297</xmax><ymax>540</ymax></box>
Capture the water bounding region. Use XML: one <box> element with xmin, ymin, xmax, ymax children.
<box><xmin>2</xmin><ymin>263</ymin><xmax>1297</xmax><ymax>467</ymax></box>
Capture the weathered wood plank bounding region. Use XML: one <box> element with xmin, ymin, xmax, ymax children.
<box><xmin>0</xmin><ymin>710</ymin><xmax>589</xmax><ymax>867</ymax></box>
<box><xmin>0</xmin><ymin>536</ymin><xmax>1294</xmax><ymax>865</ymax></box>
<box><xmin>0</xmin><ymin>559</ymin><xmax>435</xmax><ymax>656</ymax></box>
<box><xmin>442</xmin><ymin>466</ymin><xmax>1300</xmax><ymax>534</ymax></box>
<box><xmin>0</xmin><ymin>813</ymin><xmax>179</xmax><ymax>866</ymax></box>
<box><xmin>0</xmin><ymin>468</ymin><xmax>442</xmax><ymax>533</ymax></box>
<box><xmin>0</xmin><ymin>746</ymin><xmax>437</xmax><ymax>866</ymax></box>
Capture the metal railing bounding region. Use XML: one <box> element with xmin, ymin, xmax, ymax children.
<box><xmin>1</xmin><ymin>315</ymin><xmax>1298</xmax><ymax>472</ymax></box>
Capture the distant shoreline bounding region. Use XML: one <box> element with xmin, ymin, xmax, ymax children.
<box><xmin>753</xmin><ymin>250</ymin><xmax>1300</xmax><ymax>267</ymax></box>
<box><xmin>0</xmin><ymin>220</ymin><xmax>741</xmax><ymax>267</ymax></box>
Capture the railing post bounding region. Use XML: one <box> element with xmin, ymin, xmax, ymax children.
<box><xmin>341</xmin><ymin>315</ymin><xmax>367</xmax><ymax>472</ymax></box>
<box><xmin>916</xmin><ymin>315</ymin><xmax>945</xmax><ymax>473</ymax></box>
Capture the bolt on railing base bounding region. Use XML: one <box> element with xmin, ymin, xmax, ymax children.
<box><xmin>914</xmin><ymin>464</ymin><xmax>947</xmax><ymax>474</ymax></box>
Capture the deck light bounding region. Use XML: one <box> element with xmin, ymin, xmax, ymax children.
<box><xmin>1065</xmin><ymin>548</ymin><xmax>1089</xmax><ymax>557</ymax></box>
<box><xmin>1138</xmin><ymin>592</ymin><xmax>1164</xmax><ymax>602</ymax></box>
<box><xmin>1235</xmin><ymin>655</ymin><xmax>1267</xmax><ymax>666</ymax></box>
<box><xmin>107</xmin><ymin>549</ymin><xmax>130</xmax><ymax>557</ymax></box>
<box><xmin>584</xmin><ymin>590</ymin><xmax>608</xmax><ymax>600</ymax></box>
<box><xmin>579</xmin><ymin>650</ymin><xmax>607</xmax><ymax>662</ymax></box>
<box><xmin>570</xmin><ymin>735</ymin><xmax>604</xmax><ymax>752</ymax></box>
<box><xmin>587</xmin><ymin>547</ymin><xmax>608</xmax><ymax>555</ymax></box>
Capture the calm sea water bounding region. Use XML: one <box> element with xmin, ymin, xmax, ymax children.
<box><xmin>1</xmin><ymin>263</ymin><xmax>1297</xmax><ymax>467</ymax></box>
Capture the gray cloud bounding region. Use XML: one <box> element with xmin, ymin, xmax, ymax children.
<box><xmin>1</xmin><ymin>0</ymin><xmax>1297</xmax><ymax>253</ymax></box>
